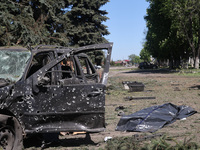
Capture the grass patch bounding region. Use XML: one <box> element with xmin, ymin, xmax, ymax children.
<box><xmin>176</xmin><ymin>69</ymin><xmax>200</xmax><ymax>76</ymax></box>
<box><xmin>110</xmin><ymin>68</ymin><xmax>135</xmax><ymax>72</ymax></box>
<box><xmin>105</xmin><ymin>136</ymin><xmax>139</xmax><ymax>150</ymax></box>
<box><xmin>107</xmin><ymin>77</ymin><xmax>124</xmax><ymax>91</ymax></box>
<box><xmin>105</xmin><ymin>135</ymin><xmax>199</xmax><ymax>150</ymax></box>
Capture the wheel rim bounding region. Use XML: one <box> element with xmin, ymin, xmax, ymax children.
<box><xmin>0</xmin><ymin>127</ymin><xmax>15</xmax><ymax>150</ymax></box>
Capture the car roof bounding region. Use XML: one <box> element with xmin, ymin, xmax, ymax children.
<box><xmin>0</xmin><ymin>43</ymin><xmax>113</xmax><ymax>54</ymax></box>
<box><xmin>32</xmin><ymin>43</ymin><xmax>113</xmax><ymax>54</ymax></box>
<box><xmin>0</xmin><ymin>46</ymin><xmax>29</xmax><ymax>52</ymax></box>
<box><xmin>31</xmin><ymin>45</ymin><xmax>72</xmax><ymax>54</ymax></box>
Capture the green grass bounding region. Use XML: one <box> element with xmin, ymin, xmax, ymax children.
<box><xmin>176</xmin><ymin>69</ymin><xmax>200</xmax><ymax>76</ymax></box>
<box><xmin>105</xmin><ymin>135</ymin><xmax>199</xmax><ymax>150</ymax></box>
<box><xmin>109</xmin><ymin>68</ymin><xmax>135</xmax><ymax>72</ymax></box>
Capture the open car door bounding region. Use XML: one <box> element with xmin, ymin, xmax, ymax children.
<box><xmin>21</xmin><ymin>43</ymin><xmax>113</xmax><ymax>133</ymax></box>
<box><xmin>73</xmin><ymin>42</ymin><xmax>113</xmax><ymax>85</ymax></box>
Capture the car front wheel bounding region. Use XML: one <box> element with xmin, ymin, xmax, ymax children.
<box><xmin>0</xmin><ymin>115</ymin><xmax>23</xmax><ymax>150</ymax></box>
<box><xmin>0</xmin><ymin>126</ymin><xmax>15</xmax><ymax>150</ymax></box>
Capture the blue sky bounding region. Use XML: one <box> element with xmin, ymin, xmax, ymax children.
<box><xmin>102</xmin><ymin>0</ymin><xmax>149</xmax><ymax>61</ymax></box>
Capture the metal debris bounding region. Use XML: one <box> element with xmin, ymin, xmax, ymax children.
<box><xmin>127</xmin><ymin>81</ymin><xmax>145</xmax><ymax>92</ymax></box>
<box><xmin>115</xmin><ymin>106</ymin><xmax>126</xmax><ymax>111</ymax></box>
<box><xmin>122</xmin><ymin>81</ymin><xmax>145</xmax><ymax>92</ymax></box>
<box><xmin>118</xmin><ymin>111</ymin><xmax>125</xmax><ymax>116</ymax></box>
<box><xmin>124</xmin><ymin>96</ymin><xmax>156</xmax><ymax>101</ymax></box>
<box><xmin>122</xmin><ymin>81</ymin><xmax>130</xmax><ymax>90</ymax></box>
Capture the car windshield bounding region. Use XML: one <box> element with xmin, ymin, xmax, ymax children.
<box><xmin>0</xmin><ymin>49</ymin><xmax>31</xmax><ymax>82</ymax></box>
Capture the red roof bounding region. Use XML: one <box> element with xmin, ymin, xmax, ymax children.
<box><xmin>115</xmin><ymin>61</ymin><xmax>123</xmax><ymax>64</ymax></box>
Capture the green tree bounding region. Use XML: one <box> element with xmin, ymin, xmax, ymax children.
<box><xmin>140</xmin><ymin>48</ymin><xmax>151</xmax><ymax>62</ymax></box>
<box><xmin>0</xmin><ymin>0</ymin><xmax>110</xmax><ymax>50</ymax></box>
<box><xmin>0</xmin><ymin>0</ymin><xmax>70</xmax><ymax>46</ymax></box>
<box><xmin>145</xmin><ymin>0</ymin><xmax>182</xmax><ymax>68</ymax></box>
<box><xmin>110</xmin><ymin>59</ymin><xmax>115</xmax><ymax>66</ymax></box>
<box><xmin>64</xmin><ymin>0</ymin><xmax>110</xmax><ymax>65</ymax></box>
<box><xmin>145</xmin><ymin>0</ymin><xmax>172</xmax><ymax>61</ymax></box>
<box><xmin>65</xmin><ymin>0</ymin><xmax>110</xmax><ymax>47</ymax></box>
<box><xmin>145</xmin><ymin>0</ymin><xmax>200</xmax><ymax>69</ymax></box>
<box><xmin>128</xmin><ymin>54</ymin><xmax>141</xmax><ymax>64</ymax></box>
<box><xmin>167</xmin><ymin>0</ymin><xmax>200</xmax><ymax>69</ymax></box>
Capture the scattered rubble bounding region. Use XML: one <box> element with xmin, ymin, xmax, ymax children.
<box><xmin>115</xmin><ymin>106</ymin><xmax>126</xmax><ymax>111</ymax></box>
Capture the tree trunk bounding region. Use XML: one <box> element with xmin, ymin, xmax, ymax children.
<box><xmin>189</xmin><ymin>57</ymin><xmax>194</xmax><ymax>68</ymax></box>
<box><xmin>175</xmin><ymin>59</ymin><xmax>180</xmax><ymax>69</ymax></box>
<box><xmin>194</xmin><ymin>45</ymin><xmax>200</xmax><ymax>69</ymax></box>
<box><xmin>169</xmin><ymin>58</ymin><xmax>173</xmax><ymax>69</ymax></box>
<box><xmin>194</xmin><ymin>56</ymin><xmax>199</xmax><ymax>69</ymax></box>
<box><xmin>195</xmin><ymin>13</ymin><xmax>200</xmax><ymax>69</ymax></box>
<box><xmin>194</xmin><ymin>48</ymin><xmax>200</xmax><ymax>69</ymax></box>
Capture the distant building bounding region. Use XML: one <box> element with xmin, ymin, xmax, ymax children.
<box><xmin>114</xmin><ymin>60</ymin><xmax>131</xmax><ymax>66</ymax></box>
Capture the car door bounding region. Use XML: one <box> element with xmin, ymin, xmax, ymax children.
<box><xmin>51</xmin><ymin>43</ymin><xmax>113</xmax><ymax>132</ymax></box>
<box><xmin>20</xmin><ymin>43</ymin><xmax>112</xmax><ymax>133</ymax></box>
<box><xmin>54</xmin><ymin>53</ymin><xmax>106</xmax><ymax>132</ymax></box>
<box><xmin>63</xmin><ymin>43</ymin><xmax>113</xmax><ymax>132</ymax></box>
<box><xmin>7</xmin><ymin>51</ymin><xmax>61</xmax><ymax>133</ymax></box>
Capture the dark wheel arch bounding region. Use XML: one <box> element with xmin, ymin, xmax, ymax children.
<box><xmin>0</xmin><ymin>114</ymin><xmax>23</xmax><ymax>150</ymax></box>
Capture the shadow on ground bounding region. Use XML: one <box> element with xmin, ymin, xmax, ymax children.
<box><xmin>189</xmin><ymin>85</ymin><xmax>200</xmax><ymax>90</ymax></box>
<box><xmin>24</xmin><ymin>133</ymin><xmax>97</xmax><ymax>149</ymax></box>
<box><xmin>124</xmin><ymin>69</ymin><xmax>177</xmax><ymax>74</ymax></box>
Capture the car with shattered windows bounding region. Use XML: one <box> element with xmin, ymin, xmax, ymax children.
<box><xmin>0</xmin><ymin>43</ymin><xmax>112</xmax><ymax>149</ymax></box>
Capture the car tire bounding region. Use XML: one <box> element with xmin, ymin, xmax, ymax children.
<box><xmin>0</xmin><ymin>115</ymin><xmax>23</xmax><ymax>150</ymax></box>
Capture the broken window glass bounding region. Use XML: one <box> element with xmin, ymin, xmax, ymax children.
<box><xmin>0</xmin><ymin>49</ymin><xmax>31</xmax><ymax>82</ymax></box>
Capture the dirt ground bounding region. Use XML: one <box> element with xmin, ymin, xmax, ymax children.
<box><xmin>24</xmin><ymin>67</ymin><xmax>200</xmax><ymax>150</ymax></box>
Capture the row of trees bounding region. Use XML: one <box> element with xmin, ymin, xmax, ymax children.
<box><xmin>0</xmin><ymin>0</ymin><xmax>109</xmax><ymax>47</ymax></box>
<box><xmin>128</xmin><ymin>48</ymin><xmax>151</xmax><ymax>65</ymax></box>
<box><xmin>144</xmin><ymin>0</ymin><xmax>200</xmax><ymax>69</ymax></box>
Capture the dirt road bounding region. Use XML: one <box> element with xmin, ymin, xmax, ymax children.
<box><xmin>24</xmin><ymin>67</ymin><xmax>200</xmax><ymax>150</ymax></box>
